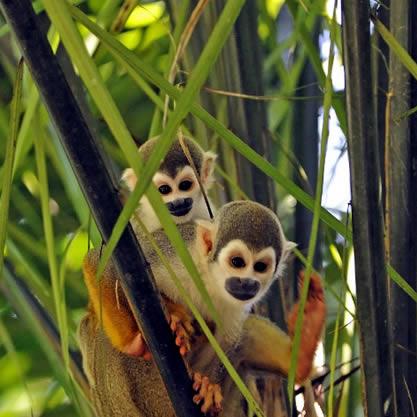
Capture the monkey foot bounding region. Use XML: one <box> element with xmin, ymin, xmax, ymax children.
<box><xmin>122</xmin><ymin>331</ymin><xmax>152</xmax><ymax>360</ymax></box>
<box><xmin>192</xmin><ymin>372</ymin><xmax>223</xmax><ymax>416</ymax></box>
<box><xmin>287</xmin><ymin>271</ymin><xmax>327</xmax><ymax>382</ymax></box>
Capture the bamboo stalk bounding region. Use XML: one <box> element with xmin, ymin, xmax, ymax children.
<box><xmin>341</xmin><ymin>1</ymin><xmax>396</xmax><ymax>415</ymax></box>
<box><xmin>386</xmin><ymin>0</ymin><xmax>414</xmax><ymax>414</ymax></box>
<box><xmin>386</xmin><ymin>0</ymin><xmax>417</xmax><ymax>413</ymax></box>
<box><xmin>0</xmin><ymin>1</ymin><xmax>203</xmax><ymax>416</ymax></box>
<box><xmin>293</xmin><ymin>22</ymin><xmax>320</xmax><ymax>273</ymax></box>
<box><xmin>408</xmin><ymin>1</ymin><xmax>417</xmax><ymax>413</ymax></box>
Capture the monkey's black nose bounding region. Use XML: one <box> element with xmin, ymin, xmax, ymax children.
<box><xmin>225</xmin><ymin>277</ymin><xmax>260</xmax><ymax>301</ymax></box>
<box><xmin>166</xmin><ymin>198</ymin><xmax>193</xmax><ymax>217</ymax></box>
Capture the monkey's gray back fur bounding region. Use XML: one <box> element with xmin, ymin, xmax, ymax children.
<box><xmin>136</xmin><ymin>222</ymin><xmax>197</xmax><ymax>268</ymax></box>
<box><xmin>79</xmin><ymin>312</ymin><xmax>176</xmax><ymax>417</ymax></box>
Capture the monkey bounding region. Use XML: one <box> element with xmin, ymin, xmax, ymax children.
<box><xmin>122</xmin><ymin>135</ymin><xmax>217</xmax><ymax>233</ymax></box>
<box><xmin>79</xmin><ymin>200</ymin><xmax>326</xmax><ymax>416</ymax></box>
<box><xmin>220</xmin><ymin>270</ymin><xmax>325</xmax><ymax>417</ymax></box>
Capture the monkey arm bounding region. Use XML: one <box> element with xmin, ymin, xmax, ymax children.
<box><xmin>82</xmin><ymin>249</ymin><xmax>150</xmax><ymax>358</ymax></box>
<box><xmin>241</xmin><ymin>315</ymin><xmax>292</xmax><ymax>374</ymax></box>
<box><xmin>241</xmin><ymin>272</ymin><xmax>326</xmax><ymax>383</ymax></box>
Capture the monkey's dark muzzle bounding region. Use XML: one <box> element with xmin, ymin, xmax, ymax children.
<box><xmin>225</xmin><ymin>277</ymin><xmax>260</xmax><ymax>301</ymax></box>
<box><xmin>166</xmin><ymin>198</ymin><xmax>193</xmax><ymax>217</ymax></box>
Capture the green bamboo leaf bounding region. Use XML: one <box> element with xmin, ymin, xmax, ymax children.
<box><xmin>286</xmin><ymin>0</ymin><xmax>347</xmax><ymax>134</ymax></box>
<box><xmin>45</xmin><ymin>129</ymin><xmax>101</xmax><ymax>246</ymax></box>
<box><xmin>11</xmin><ymin>82</ymin><xmax>39</xmax><ymax>177</ymax></box>
<box><xmin>0</xmin><ymin>316</ymin><xmax>34</xmax><ymax>413</ymax></box>
<box><xmin>6</xmin><ymin>239</ymin><xmax>53</xmax><ymax>305</ymax></box>
<box><xmin>327</xmin><ymin>304</ymin><xmax>342</xmax><ymax>416</ymax></box>
<box><xmin>0</xmin><ymin>59</ymin><xmax>23</xmax><ymax>278</ymax></box>
<box><xmin>0</xmin><ymin>0</ymin><xmax>85</xmax><ymax>38</ymax></box>
<box><xmin>33</xmin><ymin>118</ymin><xmax>70</xmax><ymax>372</ymax></box>
<box><xmin>7</xmin><ymin>222</ymin><xmax>48</xmax><ymax>261</ymax></box>
<box><xmin>287</xmin><ymin>0</ymin><xmax>337</xmax><ymax>405</ymax></box>
<box><xmin>373</xmin><ymin>17</ymin><xmax>417</xmax><ymax>81</ymax></box>
<box><xmin>2</xmin><ymin>267</ymin><xmax>94</xmax><ymax>417</ymax></box>
<box><xmin>215</xmin><ymin>165</ymin><xmax>251</xmax><ymax>201</ymax></box>
<box><xmin>41</xmin><ymin>0</ymin><xmax>143</xmax><ymax>173</ymax></box>
<box><xmin>387</xmin><ymin>264</ymin><xmax>417</xmax><ymax>303</ymax></box>
<box><xmin>395</xmin><ymin>104</ymin><xmax>417</xmax><ymax>122</ymax></box>
<box><xmin>149</xmin><ymin>0</ymin><xmax>191</xmax><ymax>136</ymax></box>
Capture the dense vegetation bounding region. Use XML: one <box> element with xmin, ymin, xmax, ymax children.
<box><xmin>0</xmin><ymin>0</ymin><xmax>415</xmax><ymax>416</ymax></box>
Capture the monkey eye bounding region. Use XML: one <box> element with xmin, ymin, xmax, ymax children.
<box><xmin>254</xmin><ymin>261</ymin><xmax>267</xmax><ymax>273</ymax></box>
<box><xmin>231</xmin><ymin>257</ymin><xmax>245</xmax><ymax>268</ymax></box>
<box><xmin>179</xmin><ymin>180</ymin><xmax>193</xmax><ymax>191</ymax></box>
<box><xmin>158</xmin><ymin>184</ymin><xmax>172</xmax><ymax>195</ymax></box>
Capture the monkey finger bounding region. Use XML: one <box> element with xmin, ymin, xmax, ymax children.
<box><xmin>170</xmin><ymin>313</ymin><xmax>180</xmax><ymax>331</ymax></box>
<box><xmin>179</xmin><ymin>344</ymin><xmax>190</xmax><ymax>356</ymax></box>
<box><xmin>183</xmin><ymin>319</ymin><xmax>194</xmax><ymax>335</ymax></box>
<box><xmin>200</xmin><ymin>389</ymin><xmax>213</xmax><ymax>414</ymax></box>
<box><xmin>198</xmin><ymin>375</ymin><xmax>210</xmax><ymax>399</ymax></box>
<box><xmin>192</xmin><ymin>372</ymin><xmax>203</xmax><ymax>391</ymax></box>
<box><xmin>200</xmin><ymin>382</ymin><xmax>222</xmax><ymax>416</ymax></box>
<box><xmin>213</xmin><ymin>385</ymin><xmax>223</xmax><ymax>409</ymax></box>
<box><xmin>172</xmin><ymin>323</ymin><xmax>192</xmax><ymax>354</ymax></box>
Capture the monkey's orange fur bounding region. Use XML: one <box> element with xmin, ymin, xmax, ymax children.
<box><xmin>83</xmin><ymin>250</ymin><xmax>195</xmax><ymax>359</ymax></box>
<box><xmin>83</xmin><ymin>250</ymin><xmax>141</xmax><ymax>355</ymax></box>
<box><xmin>287</xmin><ymin>272</ymin><xmax>327</xmax><ymax>382</ymax></box>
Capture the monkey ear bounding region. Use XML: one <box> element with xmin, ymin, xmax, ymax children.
<box><xmin>201</xmin><ymin>151</ymin><xmax>217</xmax><ymax>189</ymax></box>
<box><xmin>276</xmin><ymin>241</ymin><xmax>297</xmax><ymax>278</ymax></box>
<box><xmin>195</xmin><ymin>219</ymin><xmax>215</xmax><ymax>257</ymax></box>
<box><xmin>283</xmin><ymin>241</ymin><xmax>297</xmax><ymax>260</ymax></box>
<box><xmin>121</xmin><ymin>168</ymin><xmax>137</xmax><ymax>191</ymax></box>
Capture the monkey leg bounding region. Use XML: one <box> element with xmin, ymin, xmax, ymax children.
<box><xmin>82</xmin><ymin>249</ymin><xmax>151</xmax><ymax>359</ymax></box>
<box><xmin>241</xmin><ymin>271</ymin><xmax>326</xmax><ymax>383</ymax></box>
<box><xmin>192</xmin><ymin>372</ymin><xmax>223</xmax><ymax>417</ymax></box>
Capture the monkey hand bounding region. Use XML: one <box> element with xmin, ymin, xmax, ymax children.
<box><xmin>167</xmin><ymin>302</ymin><xmax>195</xmax><ymax>356</ymax></box>
<box><xmin>120</xmin><ymin>298</ymin><xmax>195</xmax><ymax>359</ymax></box>
<box><xmin>286</xmin><ymin>270</ymin><xmax>326</xmax><ymax>382</ymax></box>
<box><xmin>192</xmin><ymin>372</ymin><xmax>223</xmax><ymax>416</ymax></box>
<box><xmin>122</xmin><ymin>330</ymin><xmax>152</xmax><ymax>360</ymax></box>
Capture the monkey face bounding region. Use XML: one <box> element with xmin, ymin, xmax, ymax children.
<box><xmin>122</xmin><ymin>140</ymin><xmax>216</xmax><ymax>231</ymax></box>
<box><xmin>208</xmin><ymin>239</ymin><xmax>278</xmax><ymax>307</ymax></box>
<box><xmin>152</xmin><ymin>166</ymin><xmax>203</xmax><ymax>223</ymax></box>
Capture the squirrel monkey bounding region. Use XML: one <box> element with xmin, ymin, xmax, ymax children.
<box><xmin>79</xmin><ymin>201</ymin><xmax>326</xmax><ymax>416</ymax></box>
<box><xmin>122</xmin><ymin>135</ymin><xmax>217</xmax><ymax>233</ymax></box>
